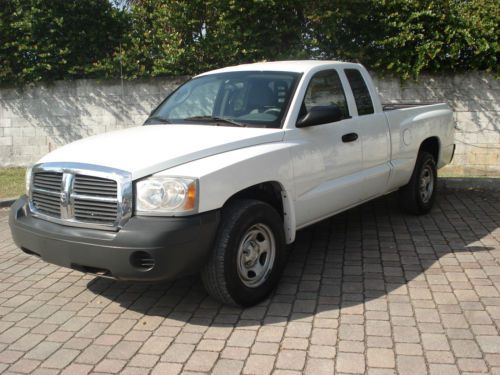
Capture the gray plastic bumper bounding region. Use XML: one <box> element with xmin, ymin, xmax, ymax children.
<box><xmin>9</xmin><ymin>196</ymin><xmax>219</xmax><ymax>281</ymax></box>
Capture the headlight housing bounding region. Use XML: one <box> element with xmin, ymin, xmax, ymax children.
<box><xmin>25</xmin><ymin>167</ymin><xmax>33</xmax><ymax>196</ymax></box>
<box><xmin>135</xmin><ymin>176</ymin><xmax>198</xmax><ymax>215</ymax></box>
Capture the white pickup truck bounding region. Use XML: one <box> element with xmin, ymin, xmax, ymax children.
<box><xmin>10</xmin><ymin>61</ymin><xmax>455</xmax><ymax>306</ymax></box>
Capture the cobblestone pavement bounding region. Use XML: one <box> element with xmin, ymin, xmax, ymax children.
<box><xmin>0</xmin><ymin>190</ymin><xmax>499</xmax><ymax>375</ymax></box>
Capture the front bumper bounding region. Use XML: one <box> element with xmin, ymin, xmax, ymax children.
<box><xmin>9</xmin><ymin>196</ymin><xmax>219</xmax><ymax>281</ymax></box>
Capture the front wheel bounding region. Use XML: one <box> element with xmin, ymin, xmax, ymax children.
<box><xmin>201</xmin><ymin>199</ymin><xmax>286</xmax><ymax>306</ymax></box>
<box><xmin>398</xmin><ymin>151</ymin><xmax>437</xmax><ymax>215</ymax></box>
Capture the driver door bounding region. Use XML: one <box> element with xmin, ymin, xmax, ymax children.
<box><xmin>287</xmin><ymin>69</ymin><xmax>364</xmax><ymax>228</ymax></box>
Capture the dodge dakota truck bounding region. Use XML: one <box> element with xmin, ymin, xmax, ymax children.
<box><xmin>10</xmin><ymin>61</ymin><xmax>455</xmax><ymax>306</ymax></box>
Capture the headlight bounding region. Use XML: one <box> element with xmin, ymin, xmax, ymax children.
<box><xmin>25</xmin><ymin>167</ymin><xmax>33</xmax><ymax>196</ymax></box>
<box><xmin>135</xmin><ymin>176</ymin><xmax>197</xmax><ymax>215</ymax></box>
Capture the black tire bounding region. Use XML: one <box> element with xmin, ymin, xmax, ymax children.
<box><xmin>398</xmin><ymin>151</ymin><xmax>438</xmax><ymax>215</ymax></box>
<box><xmin>201</xmin><ymin>199</ymin><xmax>286</xmax><ymax>307</ymax></box>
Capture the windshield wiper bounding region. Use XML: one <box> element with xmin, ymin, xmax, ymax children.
<box><xmin>144</xmin><ymin>116</ymin><xmax>171</xmax><ymax>125</ymax></box>
<box><xmin>184</xmin><ymin>116</ymin><xmax>246</xmax><ymax>127</ymax></box>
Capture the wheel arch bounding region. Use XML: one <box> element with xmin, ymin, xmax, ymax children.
<box><xmin>419</xmin><ymin>136</ymin><xmax>440</xmax><ymax>164</ymax></box>
<box><xmin>223</xmin><ymin>181</ymin><xmax>296</xmax><ymax>244</ymax></box>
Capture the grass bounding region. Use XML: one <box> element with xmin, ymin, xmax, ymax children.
<box><xmin>0</xmin><ymin>168</ymin><xmax>25</xmax><ymax>199</ymax></box>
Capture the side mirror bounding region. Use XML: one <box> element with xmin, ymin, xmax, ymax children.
<box><xmin>296</xmin><ymin>104</ymin><xmax>343</xmax><ymax>128</ymax></box>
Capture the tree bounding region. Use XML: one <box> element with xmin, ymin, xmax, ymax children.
<box><xmin>100</xmin><ymin>0</ymin><xmax>305</xmax><ymax>78</ymax></box>
<box><xmin>1</xmin><ymin>0</ymin><xmax>497</xmax><ymax>83</ymax></box>
<box><xmin>0</xmin><ymin>0</ymin><xmax>127</xmax><ymax>84</ymax></box>
<box><xmin>304</xmin><ymin>0</ymin><xmax>499</xmax><ymax>78</ymax></box>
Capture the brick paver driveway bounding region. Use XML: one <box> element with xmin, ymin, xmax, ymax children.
<box><xmin>0</xmin><ymin>189</ymin><xmax>499</xmax><ymax>375</ymax></box>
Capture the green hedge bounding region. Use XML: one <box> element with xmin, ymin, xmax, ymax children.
<box><xmin>0</xmin><ymin>0</ymin><xmax>127</xmax><ymax>84</ymax></box>
<box><xmin>0</xmin><ymin>0</ymin><xmax>498</xmax><ymax>84</ymax></box>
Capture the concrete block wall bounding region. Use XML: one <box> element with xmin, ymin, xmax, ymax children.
<box><xmin>0</xmin><ymin>73</ymin><xmax>498</xmax><ymax>176</ymax></box>
<box><xmin>0</xmin><ymin>77</ymin><xmax>187</xmax><ymax>167</ymax></box>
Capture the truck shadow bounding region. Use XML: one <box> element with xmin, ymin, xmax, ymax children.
<box><xmin>86</xmin><ymin>189</ymin><xmax>499</xmax><ymax>327</ymax></box>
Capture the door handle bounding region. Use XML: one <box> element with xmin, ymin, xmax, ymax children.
<box><xmin>342</xmin><ymin>132</ymin><xmax>358</xmax><ymax>143</ymax></box>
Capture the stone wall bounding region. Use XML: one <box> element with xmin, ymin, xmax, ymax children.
<box><xmin>0</xmin><ymin>73</ymin><xmax>498</xmax><ymax>176</ymax></box>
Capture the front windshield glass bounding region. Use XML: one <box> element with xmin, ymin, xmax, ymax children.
<box><xmin>146</xmin><ymin>71</ymin><xmax>301</xmax><ymax>128</ymax></box>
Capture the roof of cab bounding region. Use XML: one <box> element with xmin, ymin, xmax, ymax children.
<box><xmin>197</xmin><ymin>60</ymin><xmax>361</xmax><ymax>76</ymax></box>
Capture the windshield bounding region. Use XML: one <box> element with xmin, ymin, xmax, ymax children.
<box><xmin>146</xmin><ymin>71</ymin><xmax>301</xmax><ymax>128</ymax></box>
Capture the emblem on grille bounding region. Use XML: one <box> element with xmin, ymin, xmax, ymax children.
<box><xmin>59</xmin><ymin>173</ymin><xmax>74</xmax><ymax>219</ymax></box>
<box><xmin>60</xmin><ymin>190</ymin><xmax>70</xmax><ymax>206</ymax></box>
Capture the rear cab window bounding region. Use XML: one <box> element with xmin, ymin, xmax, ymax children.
<box><xmin>344</xmin><ymin>69</ymin><xmax>374</xmax><ymax>116</ymax></box>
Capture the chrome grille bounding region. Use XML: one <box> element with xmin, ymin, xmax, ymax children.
<box><xmin>33</xmin><ymin>172</ymin><xmax>63</xmax><ymax>190</ymax></box>
<box><xmin>32</xmin><ymin>190</ymin><xmax>61</xmax><ymax>217</ymax></box>
<box><xmin>31</xmin><ymin>172</ymin><xmax>63</xmax><ymax>217</ymax></box>
<box><xmin>29</xmin><ymin>163</ymin><xmax>132</xmax><ymax>230</ymax></box>
<box><xmin>73</xmin><ymin>175</ymin><xmax>117</xmax><ymax>197</ymax></box>
<box><xmin>74</xmin><ymin>198</ymin><xmax>118</xmax><ymax>224</ymax></box>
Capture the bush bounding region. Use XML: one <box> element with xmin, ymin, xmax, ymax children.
<box><xmin>304</xmin><ymin>0</ymin><xmax>499</xmax><ymax>79</ymax></box>
<box><xmin>0</xmin><ymin>0</ymin><xmax>497</xmax><ymax>83</ymax></box>
<box><xmin>96</xmin><ymin>0</ymin><xmax>305</xmax><ymax>78</ymax></box>
<box><xmin>0</xmin><ymin>0</ymin><xmax>127</xmax><ymax>84</ymax></box>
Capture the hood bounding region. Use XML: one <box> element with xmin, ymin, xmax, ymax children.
<box><xmin>39</xmin><ymin>125</ymin><xmax>284</xmax><ymax>179</ymax></box>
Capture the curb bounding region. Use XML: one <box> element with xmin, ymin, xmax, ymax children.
<box><xmin>440</xmin><ymin>177</ymin><xmax>499</xmax><ymax>191</ymax></box>
<box><xmin>0</xmin><ymin>197</ymin><xmax>16</xmax><ymax>208</ymax></box>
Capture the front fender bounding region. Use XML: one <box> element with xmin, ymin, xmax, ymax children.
<box><xmin>161</xmin><ymin>142</ymin><xmax>297</xmax><ymax>242</ymax></box>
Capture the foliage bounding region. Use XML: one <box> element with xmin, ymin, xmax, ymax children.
<box><xmin>381</xmin><ymin>0</ymin><xmax>499</xmax><ymax>78</ymax></box>
<box><xmin>0</xmin><ymin>0</ymin><xmax>127</xmax><ymax>84</ymax></box>
<box><xmin>0</xmin><ymin>0</ymin><xmax>498</xmax><ymax>83</ymax></box>
<box><xmin>304</xmin><ymin>0</ymin><xmax>499</xmax><ymax>79</ymax></box>
<box><xmin>94</xmin><ymin>0</ymin><xmax>305</xmax><ymax>78</ymax></box>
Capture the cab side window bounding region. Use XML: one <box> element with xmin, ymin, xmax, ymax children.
<box><xmin>301</xmin><ymin>70</ymin><xmax>349</xmax><ymax>120</ymax></box>
<box><xmin>345</xmin><ymin>69</ymin><xmax>374</xmax><ymax>115</ymax></box>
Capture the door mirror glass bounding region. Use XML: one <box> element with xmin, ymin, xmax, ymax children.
<box><xmin>296</xmin><ymin>104</ymin><xmax>342</xmax><ymax>128</ymax></box>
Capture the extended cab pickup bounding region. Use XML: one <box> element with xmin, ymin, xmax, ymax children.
<box><xmin>10</xmin><ymin>61</ymin><xmax>455</xmax><ymax>306</ymax></box>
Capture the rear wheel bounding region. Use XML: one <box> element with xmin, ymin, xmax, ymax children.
<box><xmin>201</xmin><ymin>199</ymin><xmax>286</xmax><ymax>306</ymax></box>
<box><xmin>398</xmin><ymin>151</ymin><xmax>437</xmax><ymax>215</ymax></box>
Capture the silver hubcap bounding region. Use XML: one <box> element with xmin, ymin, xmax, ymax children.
<box><xmin>419</xmin><ymin>164</ymin><xmax>434</xmax><ymax>204</ymax></box>
<box><xmin>237</xmin><ymin>223</ymin><xmax>276</xmax><ymax>288</ymax></box>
